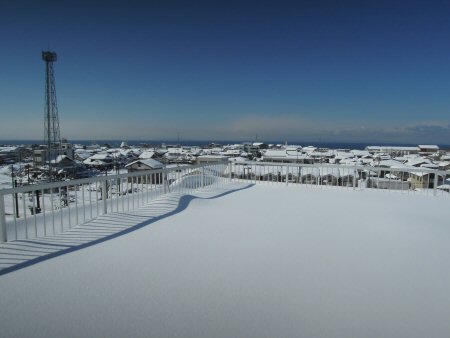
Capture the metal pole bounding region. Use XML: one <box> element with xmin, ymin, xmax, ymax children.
<box><xmin>11</xmin><ymin>165</ymin><xmax>19</xmax><ymax>217</ymax></box>
<box><xmin>163</xmin><ymin>172</ymin><xmax>167</xmax><ymax>194</ymax></box>
<box><xmin>14</xmin><ymin>179</ymin><xmax>19</xmax><ymax>217</ymax></box>
<box><xmin>102</xmin><ymin>180</ymin><xmax>107</xmax><ymax>214</ymax></box>
<box><xmin>202</xmin><ymin>167</ymin><xmax>205</xmax><ymax>188</ymax></box>
<box><xmin>433</xmin><ymin>172</ymin><xmax>438</xmax><ymax>196</ymax></box>
<box><xmin>286</xmin><ymin>165</ymin><xmax>289</xmax><ymax>186</ymax></box>
<box><xmin>35</xmin><ymin>190</ymin><xmax>41</xmax><ymax>213</ymax></box>
<box><xmin>0</xmin><ymin>194</ymin><xmax>7</xmax><ymax>242</ymax></box>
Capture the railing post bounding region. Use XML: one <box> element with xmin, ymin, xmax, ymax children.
<box><xmin>202</xmin><ymin>167</ymin><xmax>205</xmax><ymax>188</ymax></box>
<box><xmin>286</xmin><ymin>165</ymin><xmax>289</xmax><ymax>186</ymax></box>
<box><xmin>0</xmin><ymin>194</ymin><xmax>7</xmax><ymax>242</ymax></box>
<box><xmin>163</xmin><ymin>172</ymin><xmax>167</xmax><ymax>194</ymax></box>
<box><xmin>102</xmin><ymin>179</ymin><xmax>108</xmax><ymax>215</ymax></box>
<box><xmin>433</xmin><ymin>172</ymin><xmax>438</xmax><ymax>196</ymax></box>
<box><xmin>228</xmin><ymin>162</ymin><xmax>232</xmax><ymax>181</ymax></box>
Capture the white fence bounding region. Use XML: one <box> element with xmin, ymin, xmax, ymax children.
<box><xmin>227</xmin><ymin>161</ymin><xmax>450</xmax><ymax>194</ymax></box>
<box><xmin>0</xmin><ymin>162</ymin><xmax>228</xmax><ymax>242</ymax></box>
<box><xmin>1</xmin><ymin>160</ymin><xmax>448</xmax><ymax>243</ymax></box>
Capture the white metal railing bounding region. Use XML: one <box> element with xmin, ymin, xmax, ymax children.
<box><xmin>227</xmin><ymin>161</ymin><xmax>450</xmax><ymax>195</ymax></box>
<box><xmin>0</xmin><ymin>162</ymin><xmax>228</xmax><ymax>242</ymax></box>
<box><xmin>2</xmin><ymin>160</ymin><xmax>447</xmax><ymax>243</ymax></box>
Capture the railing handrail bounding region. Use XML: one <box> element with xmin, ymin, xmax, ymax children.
<box><xmin>233</xmin><ymin>160</ymin><xmax>450</xmax><ymax>177</ymax></box>
<box><xmin>0</xmin><ymin>161</ymin><xmax>230</xmax><ymax>243</ymax></box>
<box><xmin>0</xmin><ymin>161</ymin><xmax>228</xmax><ymax>196</ymax></box>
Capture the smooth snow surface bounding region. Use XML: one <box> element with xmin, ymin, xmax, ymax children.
<box><xmin>0</xmin><ymin>184</ymin><xmax>450</xmax><ymax>338</ymax></box>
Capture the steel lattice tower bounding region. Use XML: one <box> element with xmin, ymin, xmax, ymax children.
<box><xmin>42</xmin><ymin>51</ymin><xmax>61</xmax><ymax>164</ymax></box>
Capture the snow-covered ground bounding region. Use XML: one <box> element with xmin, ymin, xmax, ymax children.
<box><xmin>0</xmin><ymin>184</ymin><xmax>449</xmax><ymax>338</ymax></box>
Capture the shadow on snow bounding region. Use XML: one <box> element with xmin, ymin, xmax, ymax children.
<box><xmin>0</xmin><ymin>184</ymin><xmax>253</xmax><ymax>276</ymax></box>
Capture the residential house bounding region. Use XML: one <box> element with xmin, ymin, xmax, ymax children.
<box><xmin>125</xmin><ymin>159</ymin><xmax>165</xmax><ymax>183</ymax></box>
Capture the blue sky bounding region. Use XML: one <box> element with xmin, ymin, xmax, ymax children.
<box><xmin>1</xmin><ymin>0</ymin><xmax>450</xmax><ymax>143</ymax></box>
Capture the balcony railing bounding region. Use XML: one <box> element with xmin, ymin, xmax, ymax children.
<box><xmin>1</xmin><ymin>160</ymin><xmax>448</xmax><ymax>243</ymax></box>
<box><xmin>227</xmin><ymin>161</ymin><xmax>450</xmax><ymax>195</ymax></box>
<box><xmin>0</xmin><ymin>162</ymin><xmax>228</xmax><ymax>242</ymax></box>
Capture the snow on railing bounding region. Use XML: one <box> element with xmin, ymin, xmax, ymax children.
<box><xmin>227</xmin><ymin>161</ymin><xmax>450</xmax><ymax>196</ymax></box>
<box><xmin>0</xmin><ymin>162</ymin><xmax>228</xmax><ymax>242</ymax></box>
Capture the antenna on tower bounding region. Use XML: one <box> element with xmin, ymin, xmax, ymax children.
<box><xmin>42</xmin><ymin>50</ymin><xmax>62</xmax><ymax>180</ymax></box>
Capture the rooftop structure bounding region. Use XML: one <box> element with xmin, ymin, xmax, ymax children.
<box><xmin>0</xmin><ymin>182</ymin><xmax>449</xmax><ymax>337</ymax></box>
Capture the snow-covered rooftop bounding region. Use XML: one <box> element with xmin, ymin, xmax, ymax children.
<box><xmin>125</xmin><ymin>158</ymin><xmax>164</xmax><ymax>169</ymax></box>
<box><xmin>418</xmin><ymin>145</ymin><xmax>439</xmax><ymax>149</ymax></box>
<box><xmin>138</xmin><ymin>150</ymin><xmax>155</xmax><ymax>159</ymax></box>
<box><xmin>0</xmin><ymin>184</ymin><xmax>449</xmax><ymax>337</ymax></box>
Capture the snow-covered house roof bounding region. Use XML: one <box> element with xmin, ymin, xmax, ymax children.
<box><xmin>374</xmin><ymin>154</ymin><xmax>392</xmax><ymax>161</ymax></box>
<box><xmin>89</xmin><ymin>153</ymin><xmax>112</xmax><ymax>161</ymax></box>
<box><xmin>438</xmin><ymin>161</ymin><xmax>450</xmax><ymax>169</ymax></box>
<box><xmin>125</xmin><ymin>159</ymin><xmax>164</xmax><ymax>169</ymax></box>
<box><xmin>263</xmin><ymin>149</ymin><xmax>309</xmax><ymax>161</ymax></box>
<box><xmin>50</xmin><ymin>155</ymin><xmax>75</xmax><ymax>164</ymax></box>
<box><xmin>154</xmin><ymin>148</ymin><xmax>168</xmax><ymax>155</ymax></box>
<box><xmin>139</xmin><ymin>151</ymin><xmax>156</xmax><ymax>159</ymax></box>
<box><xmin>302</xmin><ymin>146</ymin><xmax>317</xmax><ymax>154</ymax></box>
<box><xmin>378</xmin><ymin>159</ymin><xmax>403</xmax><ymax>168</ymax></box>
<box><xmin>310</xmin><ymin>151</ymin><xmax>334</xmax><ymax>158</ymax></box>
<box><xmin>351</xmin><ymin>150</ymin><xmax>371</xmax><ymax>157</ymax></box>
<box><xmin>405</xmin><ymin>158</ymin><xmax>431</xmax><ymax>167</ymax></box>
<box><xmin>389</xmin><ymin>164</ymin><xmax>417</xmax><ymax>171</ymax></box>
<box><xmin>263</xmin><ymin>149</ymin><xmax>288</xmax><ymax>159</ymax></box>
<box><xmin>83</xmin><ymin>158</ymin><xmax>108</xmax><ymax>166</ymax></box>
<box><xmin>119</xmin><ymin>149</ymin><xmax>141</xmax><ymax>157</ymax></box>
<box><xmin>366</xmin><ymin>146</ymin><xmax>420</xmax><ymax>152</ymax></box>
<box><xmin>188</xmin><ymin>147</ymin><xmax>202</xmax><ymax>156</ymax></box>
<box><xmin>223</xmin><ymin>149</ymin><xmax>241</xmax><ymax>156</ymax></box>
<box><xmin>339</xmin><ymin>158</ymin><xmax>359</xmax><ymax>165</ymax></box>
<box><xmin>166</xmin><ymin>147</ymin><xmax>184</xmax><ymax>154</ymax></box>
<box><xmin>209</xmin><ymin>147</ymin><xmax>223</xmax><ymax>154</ymax></box>
<box><xmin>74</xmin><ymin>151</ymin><xmax>91</xmax><ymax>160</ymax></box>
<box><xmin>393</xmin><ymin>156</ymin><xmax>409</xmax><ymax>162</ymax></box>
<box><xmin>418</xmin><ymin>145</ymin><xmax>439</xmax><ymax>150</ymax></box>
<box><xmin>0</xmin><ymin>146</ymin><xmax>18</xmax><ymax>153</ymax></box>
<box><xmin>360</xmin><ymin>157</ymin><xmax>374</xmax><ymax>165</ymax></box>
<box><xmin>420</xmin><ymin>163</ymin><xmax>439</xmax><ymax>169</ymax></box>
<box><xmin>335</xmin><ymin>152</ymin><xmax>354</xmax><ymax>160</ymax></box>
